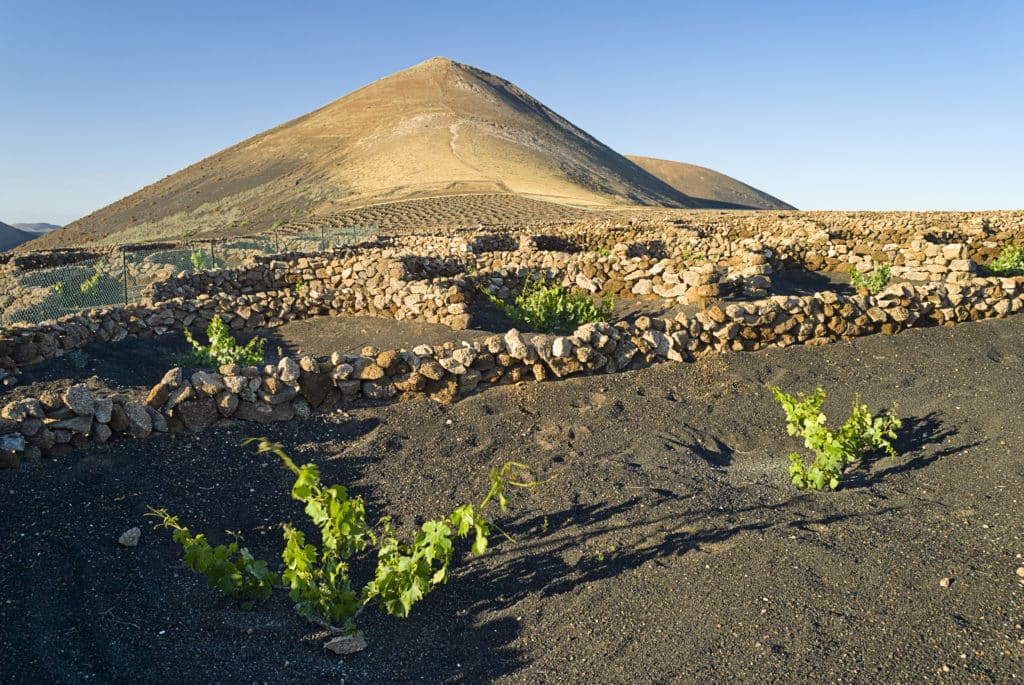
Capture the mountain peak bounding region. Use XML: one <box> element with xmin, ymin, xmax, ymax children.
<box><xmin>418</xmin><ymin>56</ymin><xmax>459</xmax><ymax>68</ymax></box>
<box><xmin>31</xmin><ymin>59</ymin><xmax>788</xmax><ymax>249</ymax></box>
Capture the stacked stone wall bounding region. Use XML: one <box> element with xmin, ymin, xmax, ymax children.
<box><xmin>3</xmin><ymin>274</ymin><xmax>1023</xmax><ymax>466</ymax></box>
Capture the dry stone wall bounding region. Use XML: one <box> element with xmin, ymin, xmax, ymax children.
<box><xmin>3</xmin><ymin>210</ymin><xmax>1023</xmax><ymax>376</ymax></box>
<box><xmin>3</xmin><ymin>210</ymin><xmax>1024</xmax><ymax>464</ymax></box>
<box><xmin>3</xmin><ymin>274</ymin><xmax>1023</xmax><ymax>467</ymax></box>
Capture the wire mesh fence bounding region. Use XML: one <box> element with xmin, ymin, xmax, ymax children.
<box><xmin>0</xmin><ymin>225</ymin><xmax>378</xmax><ymax>327</ymax></box>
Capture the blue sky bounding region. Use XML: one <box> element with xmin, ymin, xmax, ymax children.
<box><xmin>2</xmin><ymin>0</ymin><xmax>1022</xmax><ymax>224</ymax></box>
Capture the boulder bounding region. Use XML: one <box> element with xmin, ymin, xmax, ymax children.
<box><xmin>190</xmin><ymin>371</ymin><xmax>225</xmax><ymax>396</ymax></box>
<box><xmin>161</xmin><ymin>367</ymin><xmax>184</xmax><ymax>388</ymax></box>
<box><xmin>216</xmin><ymin>391</ymin><xmax>239</xmax><ymax>417</ymax></box>
<box><xmin>145</xmin><ymin>383</ymin><xmax>170</xmax><ymax>409</ymax></box>
<box><xmin>176</xmin><ymin>399</ymin><xmax>218</xmax><ymax>432</ymax></box>
<box><xmin>94</xmin><ymin>397</ymin><xmax>113</xmax><ymax>424</ymax></box>
<box><xmin>108</xmin><ymin>404</ymin><xmax>129</xmax><ymax>434</ymax></box>
<box><xmin>299</xmin><ymin>371</ymin><xmax>334</xmax><ymax>407</ymax></box>
<box><xmin>52</xmin><ymin>415</ymin><xmax>94</xmax><ymax>434</ymax></box>
<box><xmin>145</xmin><ymin>406</ymin><xmax>169</xmax><ymax>432</ymax></box>
<box><xmin>278</xmin><ymin>357</ymin><xmax>301</xmax><ymax>383</ymax></box>
<box><xmin>234</xmin><ymin>401</ymin><xmax>274</xmax><ymax>423</ymax></box>
<box><xmin>2</xmin><ymin>398</ymin><xmax>44</xmax><ymax>422</ymax></box>
<box><xmin>165</xmin><ymin>385</ymin><xmax>195</xmax><ymax>410</ymax></box>
<box><xmin>63</xmin><ymin>384</ymin><xmax>95</xmax><ymax>417</ymax></box>
<box><xmin>123</xmin><ymin>401</ymin><xmax>153</xmax><ymax>439</ymax></box>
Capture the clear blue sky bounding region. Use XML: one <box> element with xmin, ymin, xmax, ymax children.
<box><xmin>2</xmin><ymin>0</ymin><xmax>1022</xmax><ymax>224</ymax></box>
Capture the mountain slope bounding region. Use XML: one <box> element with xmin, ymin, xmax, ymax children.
<box><xmin>12</xmin><ymin>223</ymin><xmax>61</xmax><ymax>234</ymax></box>
<box><xmin>626</xmin><ymin>155</ymin><xmax>795</xmax><ymax>210</ymax></box>
<box><xmin>35</xmin><ymin>57</ymin><xmax>700</xmax><ymax>250</ymax></box>
<box><xmin>0</xmin><ymin>221</ymin><xmax>39</xmax><ymax>251</ymax></box>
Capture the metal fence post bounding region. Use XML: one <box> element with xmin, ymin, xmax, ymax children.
<box><xmin>321</xmin><ymin>226</ymin><xmax>326</xmax><ymax>251</ymax></box>
<box><xmin>209</xmin><ymin>240</ymin><xmax>216</xmax><ymax>268</ymax></box>
<box><xmin>121</xmin><ymin>246</ymin><xmax>129</xmax><ymax>306</ymax></box>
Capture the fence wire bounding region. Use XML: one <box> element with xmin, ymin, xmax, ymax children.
<box><xmin>0</xmin><ymin>225</ymin><xmax>378</xmax><ymax>327</ymax></box>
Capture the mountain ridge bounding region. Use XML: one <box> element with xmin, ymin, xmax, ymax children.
<box><xmin>626</xmin><ymin>155</ymin><xmax>795</xmax><ymax>210</ymax></box>
<box><xmin>0</xmin><ymin>221</ymin><xmax>40</xmax><ymax>251</ymax></box>
<box><xmin>12</xmin><ymin>223</ymin><xmax>62</xmax><ymax>234</ymax></box>
<box><xmin>29</xmin><ymin>57</ymin><xmax>790</xmax><ymax>250</ymax></box>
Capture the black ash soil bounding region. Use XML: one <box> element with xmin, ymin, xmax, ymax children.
<box><xmin>2</xmin><ymin>310</ymin><xmax>1023</xmax><ymax>684</ymax></box>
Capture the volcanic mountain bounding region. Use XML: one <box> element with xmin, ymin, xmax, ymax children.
<box><xmin>0</xmin><ymin>221</ymin><xmax>39</xmax><ymax>251</ymax></box>
<box><xmin>34</xmin><ymin>57</ymin><xmax>790</xmax><ymax>249</ymax></box>
<box><xmin>12</xmin><ymin>223</ymin><xmax>61</xmax><ymax>234</ymax></box>
<box><xmin>626</xmin><ymin>156</ymin><xmax>795</xmax><ymax>210</ymax></box>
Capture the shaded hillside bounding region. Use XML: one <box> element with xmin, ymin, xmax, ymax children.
<box><xmin>12</xmin><ymin>223</ymin><xmax>61</xmax><ymax>234</ymax></box>
<box><xmin>627</xmin><ymin>155</ymin><xmax>795</xmax><ymax>210</ymax></box>
<box><xmin>0</xmin><ymin>221</ymin><xmax>38</xmax><ymax>251</ymax></box>
<box><xmin>34</xmin><ymin>58</ymin><xmax>699</xmax><ymax>250</ymax></box>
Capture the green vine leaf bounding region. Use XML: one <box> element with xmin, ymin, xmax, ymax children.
<box><xmin>768</xmin><ymin>385</ymin><xmax>901</xmax><ymax>491</ymax></box>
<box><xmin>149</xmin><ymin>440</ymin><xmax>549</xmax><ymax>633</ymax></box>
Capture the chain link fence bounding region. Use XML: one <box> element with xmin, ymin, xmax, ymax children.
<box><xmin>0</xmin><ymin>225</ymin><xmax>378</xmax><ymax>327</ymax></box>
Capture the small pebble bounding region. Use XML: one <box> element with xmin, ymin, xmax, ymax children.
<box><xmin>939</xmin><ymin>577</ymin><xmax>951</xmax><ymax>588</ymax></box>
<box><xmin>118</xmin><ymin>526</ymin><xmax>141</xmax><ymax>547</ymax></box>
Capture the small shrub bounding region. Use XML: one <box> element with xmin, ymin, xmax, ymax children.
<box><xmin>484</xmin><ymin>277</ymin><xmax>613</xmax><ymax>333</ymax></box>
<box><xmin>52</xmin><ymin>281</ymin><xmax>69</xmax><ymax>305</ymax></box>
<box><xmin>79</xmin><ymin>270</ymin><xmax>101</xmax><ymax>298</ymax></box>
<box><xmin>149</xmin><ymin>438</ymin><xmax>543</xmax><ymax>634</ymax></box>
<box><xmin>146</xmin><ymin>509</ymin><xmax>278</xmax><ymax>609</ymax></box>
<box><xmin>767</xmin><ymin>385</ymin><xmax>901</xmax><ymax>490</ymax></box>
<box><xmin>294</xmin><ymin>276</ymin><xmax>305</xmax><ymax>295</ymax></box>
<box><xmin>984</xmin><ymin>244</ymin><xmax>1024</xmax><ymax>277</ymax></box>
<box><xmin>190</xmin><ymin>249</ymin><xmax>214</xmax><ymax>272</ymax></box>
<box><xmin>849</xmin><ymin>263</ymin><xmax>891</xmax><ymax>294</ymax></box>
<box><xmin>179</xmin><ymin>314</ymin><xmax>265</xmax><ymax>367</ymax></box>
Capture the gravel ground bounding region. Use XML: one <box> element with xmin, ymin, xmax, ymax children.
<box><xmin>1</xmin><ymin>311</ymin><xmax>1022</xmax><ymax>684</ymax></box>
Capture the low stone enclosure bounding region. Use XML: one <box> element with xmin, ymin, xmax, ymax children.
<box><xmin>2</xmin><ymin>210</ymin><xmax>1023</xmax><ymax>466</ymax></box>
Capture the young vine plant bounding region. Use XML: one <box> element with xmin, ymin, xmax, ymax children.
<box><xmin>483</xmin><ymin>276</ymin><xmax>613</xmax><ymax>334</ymax></box>
<box><xmin>180</xmin><ymin>313</ymin><xmax>265</xmax><ymax>367</ymax></box>
<box><xmin>146</xmin><ymin>509</ymin><xmax>278</xmax><ymax>609</ymax></box>
<box><xmin>149</xmin><ymin>438</ymin><xmax>544</xmax><ymax>635</ymax></box>
<box><xmin>849</xmin><ymin>263</ymin><xmax>891</xmax><ymax>295</ymax></box>
<box><xmin>767</xmin><ymin>385</ymin><xmax>901</xmax><ymax>490</ymax></box>
<box><xmin>984</xmin><ymin>244</ymin><xmax>1024</xmax><ymax>277</ymax></box>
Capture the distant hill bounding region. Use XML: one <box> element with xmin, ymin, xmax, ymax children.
<box><xmin>31</xmin><ymin>57</ymin><xmax>794</xmax><ymax>251</ymax></box>
<box><xmin>626</xmin><ymin>156</ymin><xmax>795</xmax><ymax>210</ymax></box>
<box><xmin>0</xmin><ymin>221</ymin><xmax>40</xmax><ymax>251</ymax></box>
<box><xmin>12</xmin><ymin>222</ymin><xmax>61</xmax><ymax>234</ymax></box>
<box><xmin>34</xmin><ymin>57</ymin><xmax>703</xmax><ymax>250</ymax></box>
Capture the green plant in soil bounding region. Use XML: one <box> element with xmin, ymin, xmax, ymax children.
<box><xmin>483</xmin><ymin>276</ymin><xmax>614</xmax><ymax>334</ymax></box>
<box><xmin>190</xmin><ymin>249</ymin><xmax>214</xmax><ymax>272</ymax></box>
<box><xmin>849</xmin><ymin>263</ymin><xmax>891</xmax><ymax>294</ymax></box>
<box><xmin>146</xmin><ymin>510</ymin><xmax>279</xmax><ymax>609</ymax></box>
<box><xmin>178</xmin><ymin>313</ymin><xmax>265</xmax><ymax>367</ymax></box>
<box><xmin>149</xmin><ymin>438</ymin><xmax>543</xmax><ymax>634</ymax></box>
<box><xmin>79</xmin><ymin>269</ymin><xmax>101</xmax><ymax>299</ymax></box>
<box><xmin>767</xmin><ymin>385</ymin><xmax>901</xmax><ymax>491</ymax></box>
<box><xmin>984</xmin><ymin>244</ymin><xmax>1024</xmax><ymax>277</ymax></box>
<box><xmin>52</xmin><ymin>280</ymin><xmax>70</xmax><ymax>305</ymax></box>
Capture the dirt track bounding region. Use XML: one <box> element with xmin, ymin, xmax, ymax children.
<box><xmin>1</xmin><ymin>313</ymin><xmax>1023</xmax><ymax>684</ymax></box>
